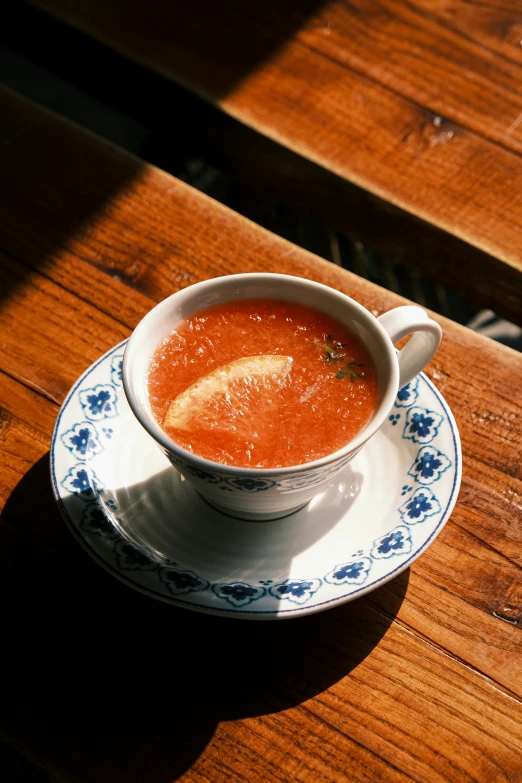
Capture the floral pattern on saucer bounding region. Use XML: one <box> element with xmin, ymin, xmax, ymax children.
<box><xmin>114</xmin><ymin>540</ymin><xmax>159</xmax><ymax>571</ymax></box>
<box><xmin>61</xmin><ymin>464</ymin><xmax>103</xmax><ymax>501</ymax></box>
<box><xmin>213</xmin><ymin>582</ymin><xmax>266</xmax><ymax>607</ymax></box>
<box><xmin>110</xmin><ymin>354</ymin><xmax>124</xmax><ymax>386</ymax></box>
<box><xmin>394</xmin><ymin>378</ymin><xmax>419</xmax><ymax>408</ymax></box>
<box><xmin>79</xmin><ymin>384</ymin><xmax>118</xmax><ymax>422</ymax></box>
<box><xmin>402</xmin><ymin>407</ymin><xmax>443</xmax><ymax>445</ymax></box>
<box><xmin>51</xmin><ymin>341</ymin><xmax>461</xmax><ymax>618</ymax></box>
<box><xmin>61</xmin><ymin>422</ymin><xmax>104</xmax><ymax>461</ymax></box>
<box><xmin>371</xmin><ymin>526</ymin><xmax>412</xmax><ymax>559</ymax></box>
<box><xmin>269</xmin><ymin>579</ymin><xmax>322</xmax><ymax>605</ymax></box>
<box><xmin>80</xmin><ymin>502</ymin><xmax>119</xmax><ymax>539</ymax></box>
<box><xmin>159</xmin><ymin>568</ymin><xmax>210</xmax><ymax>595</ymax></box>
<box><xmin>399</xmin><ymin>488</ymin><xmax>441</xmax><ymax>525</ymax></box>
<box><xmin>325</xmin><ymin>558</ymin><xmax>372</xmax><ymax>586</ymax></box>
<box><xmin>408</xmin><ymin>446</ymin><xmax>452</xmax><ymax>485</ymax></box>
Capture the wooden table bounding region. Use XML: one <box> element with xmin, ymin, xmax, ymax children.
<box><xmin>1</xmin><ymin>86</ymin><xmax>521</xmax><ymax>782</ymax></box>
<box><xmin>24</xmin><ymin>0</ymin><xmax>522</xmax><ymax>325</ymax></box>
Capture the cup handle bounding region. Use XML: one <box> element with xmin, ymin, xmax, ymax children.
<box><xmin>378</xmin><ymin>306</ymin><xmax>442</xmax><ymax>388</ymax></box>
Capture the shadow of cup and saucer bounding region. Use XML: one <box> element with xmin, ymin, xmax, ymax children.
<box><xmin>0</xmin><ymin>452</ymin><xmax>409</xmax><ymax>783</ymax></box>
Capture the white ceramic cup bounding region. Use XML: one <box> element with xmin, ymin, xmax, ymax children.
<box><xmin>123</xmin><ymin>273</ymin><xmax>441</xmax><ymax>520</ymax></box>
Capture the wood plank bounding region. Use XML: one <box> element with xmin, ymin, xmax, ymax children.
<box><xmin>0</xmin><ymin>254</ymin><xmax>128</xmax><ymax>403</ymax></box>
<box><xmin>406</xmin><ymin>1</ymin><xmax>522</xmax><ymax>71</ymax></box>
<box><xmin>457</xmin><ymin>456</ymin><xmax>522</xmax><ymax>565</ymax></box>
<box><xmin>369</xmin><ymin>522</ymin><xmax>522</xmax><ymax>691</ymax></box>
<box><xmin>0</xmin><ymin>375</ymin><xmax>65</xmax><ymax>588</ymax></box>
<box><xmin>27</xmin><ymin>0</ymin><xmax>522</xmax><ymax>320</ymax></box>
<box><xmin>8</xmin><ymin>4</ymin><xmax>522</xmax><ymax>322</ymax></box>
<box><xmin>0</xmin><ymin>89</ymin><xmax>521</xmax><ymax>702</ymax></box>
<box><xmin>0</xmin><ymin>370</ymin><xmax>59</xmax><ymax>438</ymax></box>
<box><xmin>1</xmin><ymin>586</ymin><xmax>521</xmax><ymax>783</ymax></box>
<box><xmin>299</xmin><ymin>614</ymin><xmax>522</xmax><ymax>783</ymax></box>
<box><xmin>234</xmin><ymin>0</ymin><xmax>522</xmax><ymax>155</ymax></box>
<box><xmin>4</xmin><ymin>2</ymin><xmax>520</xmax><ymax>326</ymax></box>
<box><xmin>0</xmin><ymin>410</ymin><xmax>48</xmax><ymax>508</ymax></box>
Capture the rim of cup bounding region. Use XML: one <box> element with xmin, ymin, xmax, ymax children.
<box><xmin>122</xmin><ymin>273</ymin><xmax>400</xmax><ymax>476</ymax></box>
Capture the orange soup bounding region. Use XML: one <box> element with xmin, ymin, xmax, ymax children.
<box><xmin>147</xmin><ymin>299</ymin><xmax>379</xmax><ymax>468</ymax></box>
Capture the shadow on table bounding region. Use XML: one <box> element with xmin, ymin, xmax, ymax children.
<box><xmin>7</xmin><ymin>0</ymin><xmax>329</xmax><ymax>101</ymax></box>
<box><xmin>1</xmin><ymin>0</ymin><xmax>330</xmax><ymax>306</ymax></box>
<box><xmin>0</xmin><ymin>455</ymin><xmax>409</xmax><ymax>782</ymax></box>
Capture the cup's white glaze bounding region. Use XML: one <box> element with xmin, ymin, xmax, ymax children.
<box><xmin>123</xmin><ymin>274</ymin><xmax>441</xmax><ymax>520</ymax></box>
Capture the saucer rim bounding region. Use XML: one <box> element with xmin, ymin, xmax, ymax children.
<box><xmin>50</xmin><ymin>340</ymin><xmax>462</xmax><ymax>620</ymax></box>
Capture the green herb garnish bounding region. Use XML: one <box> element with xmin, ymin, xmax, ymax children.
<box><xmin>338</xmin><ymin>370</ymin><xmax>365</xmax><ymax>381</ymax></box>
<box><xmin>308</xmin><ymin>334</ymin><xmax>348</xmax><ymax>364</ymax></box>
<box><xmin>310</xmin><ymin>335</ymin><xmax>366</xmax><ymax>380</ymax></box>
<box><xmin>324</xmin><ymin>344</ymin><xmax>345</xmax><ymax>362</ymax></box>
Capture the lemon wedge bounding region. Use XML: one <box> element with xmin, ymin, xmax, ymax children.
<box><xmin>164</xmin><ymin>355</ymin><xmax>293</xmax><ymax>431</ymax></box>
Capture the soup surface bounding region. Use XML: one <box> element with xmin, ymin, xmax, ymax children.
<box><xmin>147</xmin><ymin>299</ymin><xmax>379</xmax><ymax>468</ymax></box>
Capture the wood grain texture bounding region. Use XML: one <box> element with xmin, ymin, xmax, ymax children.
<box><xmin>28</xmin><ymin>0</ymin><xmax>522</xmax><ymax>319</ymax></box>
<box><xmin>1</xmin><ymin>87</ymin><xmax>521</xmax><ymax>782</ymax></box>
<box><xmin>2</xmin><ymin>582</ymin><xmax>521</xmax><ymax>783</ymax></box>
<box><xmin>234</xmin><ymin>0</ymin><xmax>522</xmax><ymax>154</ymax></box>
<box><xmin>5</xmin><ymin>1</ymin><xmax>521</xmax><ymax>325</ymax></box>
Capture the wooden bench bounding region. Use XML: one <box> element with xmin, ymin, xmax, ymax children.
<box><xmin>22</xmin><ymin>0</ymin><xmax>522</xmax><ymax>325</ymax></box>
<box><xmin>0</xmin><ymin>85</ymin><xmax>521</xmax><ymax>782</ymax></box>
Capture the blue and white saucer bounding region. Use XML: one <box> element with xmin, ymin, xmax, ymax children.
<box><xmin>51</xmin><ymin>341</ymin><xmax>461</xmax><ymax>619</ymax></box>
